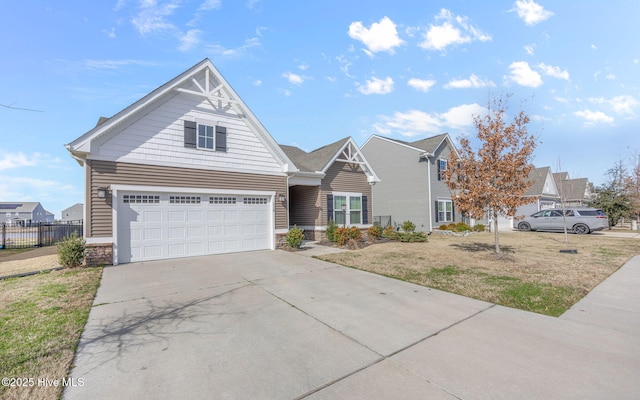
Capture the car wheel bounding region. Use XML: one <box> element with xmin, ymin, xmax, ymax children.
<box><xmin>518</xmin><ymin>222</ymin><xmax>531</xmax><ymax>231</ymax></box>
<box><xmin>573</xmin><ymin>223</ymin><xmax>590</xmax><ymax>235</ymax></box>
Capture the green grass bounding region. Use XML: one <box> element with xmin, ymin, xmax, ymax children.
<box><xmin>0</xmin><ymin>267</ymin><xmax>102</xmax><ymax>400</ymax></box>
<box><xmin>386</xmin><ymin>264</ymin><xmax>579</xmax><ymax>316</ymax></box>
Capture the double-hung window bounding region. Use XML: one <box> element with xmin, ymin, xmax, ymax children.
<box><xmin>437</xmin><ymin>159</ymin><xmax>448</xmax><ymax>181</ymax></box>
<box><xmin>333</xmin><ymin>193</ymin><xmax>362</xmax><ymax>226</ymax></box>
<box><xmin>437</xmin><ymin>199</ymin><xmax>453</xmax><ymax>222</ymax></box>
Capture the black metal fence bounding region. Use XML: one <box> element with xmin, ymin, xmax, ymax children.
<box><xmin>373</xmin><ymin>215</ymin><xmax>392</xmax><ymax>228</ymax></box>
<box><xmin>1</xmin><ymin>222</ymin><xmax>83</xmax><ymax>249</ymax></box>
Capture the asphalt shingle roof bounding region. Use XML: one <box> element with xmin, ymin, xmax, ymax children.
<box><xmin>280</xmin><ymin>137</ymin><xmax>350</xmax><ymax>173</ymax></box>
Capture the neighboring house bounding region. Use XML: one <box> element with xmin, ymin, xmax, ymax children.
<box><xmin>61</xmin><ymin>203</ymin><xmax>84</xmax><ymax>223</ymax></box>
<box><xmin>494</xmin><ymin>166</ymin><xmax>561</xmax><ymax>231</ymax></box>
<box><xmin>280</xmin><ymin>137</ymin><xmax>379</xmax><ymax>239</ymax></box>
<box><xmin>0</xmin><ymin>202</ymin><xmax>55</xmax><ymax>225</ymax></box>
<box><xmin>361</xmin><ymin>134</ymin><xmax>462</xmax><ymax>232</ymax></box>
<box><xmin>66</xmin><ymin>59</ymin><xmax>305</xmax><ymax>265</ymax></box>
<box><xmin>553</xmin><ymin>173</ymin><xmax>590</xmax><ymax>206</ymax></box>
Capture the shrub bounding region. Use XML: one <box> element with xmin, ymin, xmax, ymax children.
<box><xmin>285</xmin><ymin>225</ymin><xmax>305</xmax><ymax>249</ymax></box>
<box><xmin>367</xmin><ymin>225</ymin><xmax>382</xmax><ymax>240</ymax></box>
<box><xmin>453</xmin><ymin>222</ymin><xmax>471</xmax><ymax>232</ymax></box>
<box><xmin>348</xmin><ymin>226</ymin><xmax>362</xmax><ymax>241</ymax></box>
<box><xmin>326</xmin><ymin>219</ymin><xmax>337</xmax><ymax>242</ymax></box>
<box><xmin>473</xmin><ymin>223</ymin><xmax>486</xmax><ymax>232</ymax></box>
<box><xmin>402</xmin><ymin>220</ymin><xmax>416</xmax><ymax>232</ymax></box>
<box><xmin>57</xmin><ymin>232</ymin><xmax>86</xmax><ymax>268</ymax></box>
<box><xmin>438</xmin><ymin>224</ymin><xmax>449</xmax><ymax>230</ymax></box>
<box><xmin>397</xmin><ymin>232</ymin><xmax>428</xmax><ymax>243</ymax></box>
<box><xmin>334</xmin><ymin>227</ymin><xmax>350</xmax><ymax>246</ymax></box>
<box><xmin>382</xmin><ymin>225</ymin><xmax>397</xmax><ymax>239</ymax></box>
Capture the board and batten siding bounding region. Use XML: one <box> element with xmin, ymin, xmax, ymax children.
<box><xmin>320</xmin><ymin>161</ymin><xmax>372</xmax><ymax>226</ymax></box>
<box><xmin>86</xmin><ymin>160</ymin><xmax>287</xmax><ymax>238</ymax></box>
<box><xmin>93</xmin><ymin>92</ymin><xmax>282</xmax><ymax>174</ymax></box>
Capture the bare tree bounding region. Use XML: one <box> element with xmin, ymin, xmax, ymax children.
<box><xmin>443</xmin><ymin>95</ymin><xmax>537</xmax><ymax>254</ymax></box>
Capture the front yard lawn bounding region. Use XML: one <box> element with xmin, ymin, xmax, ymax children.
<box><xmin>317</xmin><ymin>231</ymin><xmax>638</xmax><ymax>316</ymax></box>
<box><xmin>0</xmin><ymin>267</ymin><xmax>102</xmax><ymax>400</ymax></box>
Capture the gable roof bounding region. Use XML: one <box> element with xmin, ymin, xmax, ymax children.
<box><xmin>280</xmin><ymin>137</ymin><xmax>379</xmax><ymax>183</ymax></box>
<box><xmin>363</xmin><ymin>133</ymin><xmax>459</xmax><ymax>157</ymax></box>
<box><xmin>0</xmin><ymin>202</ymin><xmax>42</xmax><ymax>213</ymax></box>
<box><xmin>523</xmin><ymin>167</ymin><xmax>559</xmax><ymax>197</ymax></box>
<box><xmin>66</xmin><ymin>58</ymin><xmax>297</xmax><ymax>173</ymax></box>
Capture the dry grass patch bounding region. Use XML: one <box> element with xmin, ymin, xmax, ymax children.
<box><xmin>0</xmin><ymin>267</ymin><xmax>102</xmax><ymax>400</ymax></box>
<box><xmin>318</xmin><ymin>231</ymin><xmax>638</xmax><ymax>316</ymax></box>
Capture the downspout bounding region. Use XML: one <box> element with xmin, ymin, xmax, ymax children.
<box><xmin>424</xmin><ymin>152</ymin><xmax>434</xmax><ymax>232</ymax></box>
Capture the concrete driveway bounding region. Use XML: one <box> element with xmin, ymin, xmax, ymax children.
<box><xmin>65</xmin><ymin>251</ymin><xmax>640</xmax><ymax>400</ymax></box>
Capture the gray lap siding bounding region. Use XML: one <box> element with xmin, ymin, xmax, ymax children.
<box><xmin>86</xmin><ymin>159</ymin><xmax>288</xmax><ymax>238</ymax></box>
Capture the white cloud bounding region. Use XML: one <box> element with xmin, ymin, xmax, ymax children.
<box><xmin>444</xmin><ymin>74</ymin><xmax>495</xmax><ymax>89</ymax></box>
<box><xmin>178</xmin><ymin>29</ymin><xmax>201</xmax><ymax>51</ymax></box>
<box><xmin>589</xmin><ymin>95</ymin><xmax>639</xmax><ymax>116</ymax></box>
<box><xmin>505</xmin><ymin>61</ymin><xmax>543</xmax><ymax>88</ymax></box>
<box><xmin>513</xmin><ymin>0</ymin><xmax>554</xmax><ymax>26</ymax></box>
<box><xmin>252</xmin><ymin>79</ymin><xmax>262</xmax><ymax>87</ymax></box>
<box><xmin>348</xmin><ymin>16</ymin><xmax>405</xmax><ymax>56</ymax></box>
<box><xmin>131</xmin><ymin>0</ymin><xmax>180</xmax><ymax>35</ymax></box>
<box><xmin>199</xmin><ymin>0</ymin><xmax>221</xmax><ymax>10</ymax></box>
<box><xmin>419</xmin><ymin>9</ymin><xmax>491</xmax><ymax>51</ymax></box>
<box><xmin>336</xmin><ymin>55</ymin><xmax>354</xmax><ymax>78</ymax></box>
<box><xmin>82</xmin><ymin>59</ymin><xmax>158</xmax><ymax>70</ymax></box>
<box><xmin>407</xmin><ymin>78</ymin><xmax>436</xmax><ymax>92</ymax></box>
<box><xmin>574</xmin><ymin>109</ymin><xmax>614</xmax><ymax>126</ymax></box>
<box><xmin>282</xmin><ymin>71</ymin><xmax>304</xmax><ymax>85</ymax></box>
<box><xmin>373</xmin><ymin>103</ymin><xmax>485</xmax><ymax>137</ymax></box>
<box><xmin>537</xmin><ymin>63</ymin><xmax>570</xmax><ymax>80</ymax></box>
<box><xmin>206</xmin><ymin>37</ymin><xmax>261</xmax><ymax>58</ymax></box>
<box><xmin>524</xmin><ymin>44</ymin><xmax>535</xmax><ymax>55</ymax></box>
<box><xmin>0</xmin><ymin>152</ymin><xmax>40</xmax><ymax>171</ymax></box>
<box><xmin>358</xmin><ymin>76</ymin><xmax>394</xmax><ymax>95</ymax></box>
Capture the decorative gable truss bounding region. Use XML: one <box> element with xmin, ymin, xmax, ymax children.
<box><xmin>324</xmin><ymin>138</ymin><xmax>380</xmax><ymax>184</ymax></box>
<box><xmin>174</xmin><ymin>68</ymin><xmax>240</xmax><ymax>115</ymax></box>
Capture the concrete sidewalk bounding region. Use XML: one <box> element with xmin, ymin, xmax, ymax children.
<box><xmin>64</xmin><ymin>251</ymin><xmax>640</xmax><ymax>400</ymax></box>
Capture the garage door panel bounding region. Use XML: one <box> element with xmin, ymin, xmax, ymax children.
<box><xmin>118</xmin><ymin>191</ymin><xmax>272</xmax><ymax>263</ymax></box>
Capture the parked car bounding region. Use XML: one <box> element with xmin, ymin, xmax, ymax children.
<box><xmin>517</xmin><ymin>208</ymin><xmax>608</xmax><ymax>234</ymax></box>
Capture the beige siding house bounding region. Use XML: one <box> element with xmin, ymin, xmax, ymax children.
<box><xmin>66</xmin><ymin>59</ymin><xmax>297</xmax><ymax>265</ymax></box>
<box><xmin>281</xmin><ymin>137</ymin><xmax>380</xmax><ymax>239</ymax></box>
<box><xmin>66</xmin><ymin>59</ymin><xmax>379</xmax><ymax>265</ymax></box>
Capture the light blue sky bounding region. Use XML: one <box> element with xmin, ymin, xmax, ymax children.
<box><xmin>1</xmin><ymin>0</ymin><xmax>638</xmax><ymax>217</ymax></box>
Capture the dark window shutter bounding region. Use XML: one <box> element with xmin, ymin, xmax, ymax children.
<box><xmin>362</xmin><ymin>195</ymin><xmax>368</xmax><ymax>224</ymax></box>
<box><xmin>437</xmin><ymin>160</ymin><xmax>441</xmax><ymax>181</ymax></box>
<box><xmin>184</xmin><ymin>121</ymin><xmax>197</xmax><ymax>148</ymax></box>
<box><xmin>327</xmin><ymin>194</ymin><xmax>334</xmax><ymax>224</ymax></box>
<box><xmin>452</xmin><ymin>202</ymin><xmax>455</xmax><ymax>222</ymax></box>
<box><xmin>215</xmin><ymin>125</ymin><xmax>227</xmax><ymax>152</ymax></box>
<box><xmin>435</xmin><ymin>200</ymin><xmax>439</xmax><ymax>223</ymax></box>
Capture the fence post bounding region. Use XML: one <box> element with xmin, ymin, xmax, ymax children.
<box><xmin>2</xmin><ymin>223</ymin><xmax>5</xmax><ymax>249</ymax></box>
<box><xmin>37</xmin><ymin>222</ymin><xmax>42</xmax><ymax>247</ymax></box>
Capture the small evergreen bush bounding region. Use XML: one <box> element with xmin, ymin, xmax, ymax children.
<box><xmin>57</xmin><ymin>232</ymin><xmax>86</xmax><ymax>268</ymax></box>
<box><xmin>335</xmin><ymin>227</ymin><xmax>350</xmax><ymax>246</ymax></box>
<box><xmin>326</xmin><ymin>219</ymin><xmax>337</xmax><ymax>242</ymax></box>
<box><xmin>473</xmin><ymin>223</ymin><xmax>486</xmax><ymax>232</ymax></box>
<box><xmin>348</xmin><ymin>226</ymin><xmax>362</xmax><ymax>241</ymax></box>
<box><xmin>382</xmin><ymin>225</ymin><xmax>397</xmax><ymax>239</ymax></box>
<box><xmin>286</xmin><ymin>226</ymin><xmax>305</xmax><ymax>249</ymax></box>
<box><xmin>396</xmin><ymin>232</ymin><xmax>428</xmax><ymax>242</ymax></box>
<box><xmin>402</xmin><ymin>220</ymin><xmax>416</xmax><ymax>232</ymax></box>
<box><xmin>453</xmin><ymin>222</ymin><xmax>471</xmax><ymax>232</ymax></box>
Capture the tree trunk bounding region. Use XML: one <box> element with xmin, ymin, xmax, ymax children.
<box><xmin>493</xmin><ymin>211</ymin><xmax>501</xmax><ymax>254</ymax></box>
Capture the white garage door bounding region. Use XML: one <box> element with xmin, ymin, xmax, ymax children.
<box><xmin>116</xmin><ymin>192</ymin><xmax>272</xmax><ymax>263</ymax></box>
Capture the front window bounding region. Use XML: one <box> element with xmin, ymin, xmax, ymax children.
<box><xmin>198</xmin><ymin>125</ymin><xmax>214</xmax><ymax>149</ymax></box>
<box><xmin>438</xmin><ymin>159</ymin><xmax>448</xmax><ymax>181</ymax></box>
<box><xmin>437</xmin><ymin>199</ymin><xmax>453</xmax><ymax>222</ymax></box>
<box><xmin>333</xmin><ymin>194</ymin><xmax>362</xmax><ymax>226</ymax></box>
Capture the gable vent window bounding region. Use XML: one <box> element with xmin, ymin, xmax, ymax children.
<box><xmin>243</xmin><ymin>197</ymin><xmax>268</xmax><ymax>205</ymax></box>
<box><xmin>123</xmin><ymin>195</ymin><xmax>160</xmax><ymax>204</ymax></box>
<box><xmin>210</xmin><ymin>196</ymin><xmax>237</xmax><ymax>204</ymax></box>
<box><xmin>169</xmin><ymin>196</ymin><xmax>201</xmax><ymax>204</ymax></box>
<box><xmin>184</xmin><ymin>120</ymin><xmax>227</xmax><ymax>152</ymax></box>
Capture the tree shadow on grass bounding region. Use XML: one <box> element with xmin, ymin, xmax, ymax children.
<box><xmin>449</xmin><ymin>242</ymin><xmax>515</xmax><ymax>254</ymax></box>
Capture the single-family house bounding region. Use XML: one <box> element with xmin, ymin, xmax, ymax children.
<box><xmin>553</xmin><ymin>173</ymin><xmax>590</xmax><ymax>206</ymax></box>
<box><xmin>361</xmin><ymin>134</ymin><xmax>463</xmax><ymax>232</ymax></box>
<box><xmin>61</xmin><ymin>203</ymin><xmax>84</xmax><ymax>223</ymax></box>
<box><xmin>65</xmin><ymin>59</ymin><xmax>375</xmax><ymax>265</ymax></box>
<box><xmin>0</xmin><ymin>202</ymin><xmax>54</xmax><ymax>225</ymax></box>
<box><xmin>280</xmin><ymin>137</ymin><xmax>379</xmax><ymax>239</ymax></box>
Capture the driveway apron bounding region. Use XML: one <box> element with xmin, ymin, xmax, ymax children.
<box><xmin>64</xmin><ymin>252</ymin><xmax>640</xmax><ymax>400</ymax></box>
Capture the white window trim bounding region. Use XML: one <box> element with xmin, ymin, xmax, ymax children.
<box><xmin>437</xmin><ymin>199</ymin><xmax>453</xmax><ymax>223</ymax></box>
<box><xmin>197</xmin><ymin>123</ymin><xmax>215</xmax><ymax>151</ymax></box>
<box><xmin>332</xmin><ymin>191</ymin><xmax>363</xmax><ymax>227</ymax></box>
